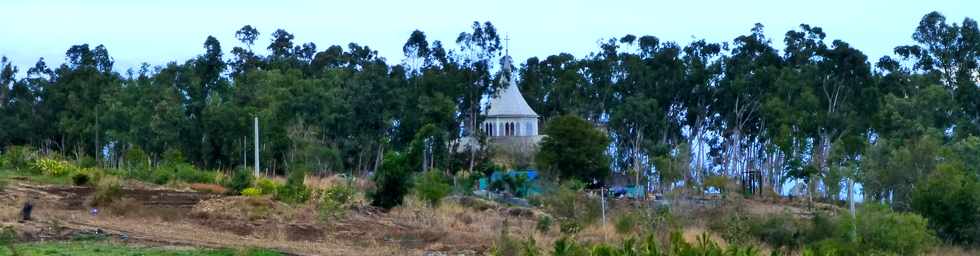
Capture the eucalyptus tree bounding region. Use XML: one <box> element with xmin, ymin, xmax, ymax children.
<box><xmin>895</xmin><ymin>12</ymin><xmax>980</xmax><ymax>138</ymax></box>
<box><xmin>680</xmin><ymin>39</ymin><xmax>723</xmax><ymax>187</ymax></box>
<box><xmin>715</xmin><ymin>24</ymin><xmax>782</xmax><ymax>189</ymax></box>
<box><xmin>455</xmin><ymin>21</ymin><xmax>502</xmax><ymax>135</ymax></box>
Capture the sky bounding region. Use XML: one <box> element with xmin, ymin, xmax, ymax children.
<box><xmin>1</xmin><ymin>0</ymin><xmax>977</xmax><ymax>75</ymax></box>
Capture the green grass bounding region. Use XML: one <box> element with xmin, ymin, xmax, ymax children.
<box><xmin>0</xmin><ymin>168</ymin><xmax>72</xmax><ymax>185</ymax></box>
<box><xmin>0</xmin><ymin>241</ymin><xmax>283</xmax><ymax>256</ymax></box>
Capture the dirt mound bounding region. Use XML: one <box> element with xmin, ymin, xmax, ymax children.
<box><xmin>191</xmin><ymin>196</ymin><xmax>290</xmax><ymax>222</ymax></box>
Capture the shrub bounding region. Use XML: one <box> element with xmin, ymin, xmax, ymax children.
<box><xmin>851</xmin><ymin>204</ymin><xmax>937</xmax><ymax>255</ymax></box>
<box><xmin>0</xmin><ymin>146</ymin><xmax>36</xmax><ymax>171</ymax></box>
<box><xmin>172</xmin><ymin>163</ymin><xmax>215</xmax><ymax>184</ymax></box>
<box><xmin>413</xmin><ymin>169</ymin><xmax>451</xmax><ymax>207</ymax></box>
<box><xmin>241</xmin><ymin>187</ymin><xmax>262</xmax><ymax>197</ymax></box>
<box><xmin>453</xmin><ymin>170</ymin><xmax>481</xmax><ymax>195</ymax></box>
<box><xmin>747</xmin><ymin>213</ymin><xmax>804</xmax><ymax>250</ymax></box>
<box><xmin>71</xmin><ymin>172</ymin><xmax>91</xmax><ymax>186</ymax></box>
<box><xmin>542</xmin><ymin>182</ymin><xmax>601</xmax><ymax>226</ymax></box>
<box><xmin>255</xmin><ymin>178</ymin><xmax>282</xmax><ymax>195</ymax></box>
<box><xmin>536</xmin><ymin>215</ymin><xmax>553</xmax><ymax>233</ymax></box>
<box><xmin>318</xmin><ymin>183</ymin><xmax>355</xmax><ymax>220</ymax></box>
<box><xmin>911</xmin><ymin>163</ymin><xmax>980</xmax><ymax>245</ymax></box>
<box><xmin>226</xmin><ymin>168</ymin><xmax>254</xmax><ymax>195</ymax></box>
<box><xmin>370</xmin><ymin>153</ymin><xmax>412</xmax><ymax>210</ymax></box>
<box><xmin>614</xmin><ymin>212</ymin><xmax>641</xmax><ymax>235</ymax></box>
<box><xmin>32</xmin><ymin>158</ymin><xmax>76</xmax><ymax>177</ymax></box>
<box><xmin>91</xmin><ymin>177</ymin><xmax>123</xmax><ymax>207</ymax></box>
<box><xmin>275</xmin><ymin>169</ymin><xmax>309</xmax><ymax>204</ymax></box>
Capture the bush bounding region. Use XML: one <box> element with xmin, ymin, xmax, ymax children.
<box><xmin>255</xmin><ymin>178</ymin><xmax>282</xmax><ymax>195</ymax></box>
<box><xmin>171</xmin><ymin>163</ymin><xmax>216</xmax><ymax>184</ymax></box>
<box><xmin>370</xmin><ymin>153</ymin><xmax>412</xmax><ymax>210</ymax></box>
<box><xmin>542</xmin><ymin>182</ymin><xmax>601</xmax><ymax>226</ymax></box>
<box><xmin>241</xmin><ymin>187</ymin><xmax>262</xmax><ymax>197</ymax></box>
<box><xmin>275</xmin><ymin>169</ymin><xmax>309</xmax><ymax>204</ymax></box>
<box><xmin>91</xmin><ymin>177</ymin><xmax>123</xmax><ymax>207</ymax></box>
<box><xmin>536</xmin><ymin>215</ymin><xmax>553</xmax><ymax>233</ymax></box>
<box><xmin>318</xmin><ymin>183</ymin><xmax>355</xmax><ymax>220</ymax></box>
<box><xmin>851</xmin><ymin>204</ymin><xmax>937</xmax><ymax>255</ymax></box>
<box><xmin>747</xmin><ymin>213</ymin><xmax>804</xmax><ymax>251</ymax></box>
<box><xmin>414</xmin><ymin>169</ymin><xmax>451</xmax><ymax>207</ymax></box>
<box><xmin>911</xmin><ymin>163</ymin><xmax>980</xmax><ymax>245</ymax></box>
<box><xmin>32</xmin><ymin>158</ymin><xmax>77</xmax><ymax>177</ymax></box>
<box><xmin>226</xmin><ymin>168</ymin><xmax>254</xmax><ymax>195</ymax></box>
<box><xmin>71</xmin><ymin>172</ymin><xmax>91</xmax><ymax>186</ymax></box>
<box><xmin>614</xmin><ymin>212</ymin><xmax>641</xmax><ymax>235</ymax></box>
<box><xmin>0</xmin><ymin>146</ymin><xmax>36</xmax><ymax>171</ymax></box>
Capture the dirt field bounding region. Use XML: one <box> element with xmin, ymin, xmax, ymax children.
<box><xmin>0</xmin><ymin>181</ymin><xmax>542</xmax><ymax>255</ymax></box>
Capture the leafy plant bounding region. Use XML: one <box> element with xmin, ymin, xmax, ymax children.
<box><xmin>318</xmin><ymin>183</ymin><xmax>355</xmax><ymax>220</ymax></box>
<box><xmin>91</xmin><ymin>177</ymin><xmax>122</xmax><ymax>207</ymax></box>
<box><xmin>275</xmin><ymin>169</ymin><xmax>310</xmax><ymax>204</ymax></box>
<box><xmin>370</xmin><ymin>153</ymin><xmax>412</xmax><ymax>210</ymax></box>
<box><xmin>535</xmin><ymin>215</ymin><xmax>553</xmax><ymax>233</ymax></box>
<box><xmin>225</xmin><ymin>168</ymin><xmax>254</xmax><ymax>195</ymax></box>
<box><xmin>32</xmin><ymin>158</ymin><xmax>76</xmax><ymax>177</ymax></box>
<box><xmin>0</xmin><ymin>146</ymin><xmax>36</xmax><ymax>171</ymax></box>
<box><xmin>255</xmin><ymin>178</ymin><xmax>282</xmax><ymax>195</ymax></box>
<box><xmin>413</xmin><ymin>169</ymin><xmax>451</xmax><ymax>207</ymax></box>
<box><xmin>71</xmin><ymin>172</ymin><xmax>91</xmax><ymax>186</ymax></box>
<box><xmin>241</xmin><ymin>187</ymin><xmax>262</xmax><ymax>197</ymax></box>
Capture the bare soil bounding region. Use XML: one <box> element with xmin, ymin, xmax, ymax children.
<box><xmin>0</xmin><ymin>181</ymin><xmax>528</xmax><ymax>255</ymax></box>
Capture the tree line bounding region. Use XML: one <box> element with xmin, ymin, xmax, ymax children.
<box><xmin>0</xmin><ymin>12</ymin><xmax>978</xmax><ymax>212</ymax></box>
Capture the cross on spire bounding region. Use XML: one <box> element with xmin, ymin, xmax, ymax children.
<box><xmin>504</xmin><ymin>34</ymin><xmax>510</xmax><ymax>56</ymax></box>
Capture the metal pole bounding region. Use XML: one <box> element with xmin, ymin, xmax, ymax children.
<box><xmin>254</xmin><ymin>117</ymin><xmax>260</xmax><ymax>177</ymax></box>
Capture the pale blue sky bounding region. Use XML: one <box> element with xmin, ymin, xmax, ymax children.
<box><xmin>1</xmin><ymin>0</ymin><xmax>976</xmax><ymax>74</ymax></box>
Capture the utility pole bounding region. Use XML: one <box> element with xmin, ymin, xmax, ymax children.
<box><xmin>254</xmin><ymin>117</ymin><xmax>260</xmax><ymax>177</ymax></box>
<box><xmin>848</xmin><ymin>176</ymin><xmax>856</xmax><ymax>241</ymax></box>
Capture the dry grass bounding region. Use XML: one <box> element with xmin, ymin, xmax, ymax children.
<box><xmin>188</xmin><ymin>183</ymin><xmax>227</xmax><ymax>194</ymax></box>
<box><xmin>929</xmin><ymin>245</ymin><xmax>980</xmax><ymax>256</ymax></box>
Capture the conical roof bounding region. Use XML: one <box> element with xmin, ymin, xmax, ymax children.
<box><xmin>487</xmin><ymin>56</ymin><xmax>539</xmax><ymax>118</ymax></box>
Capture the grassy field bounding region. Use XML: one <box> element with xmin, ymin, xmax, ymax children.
<box><xmin>0</xmin><ymin>168</ymin><xmax>72</xmax><ymax>186</ymax></box>
<box><xmin>0</xmin><ymin>241</ymin><xmax>282</xmax><ymax>256</ymax></box>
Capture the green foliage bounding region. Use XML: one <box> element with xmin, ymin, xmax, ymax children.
<box><xmin>31</xmin><ymin>158</ymin><xmax>76</xmax><ymax>177</ymax></box>
<box><xmin>536</xmin><ymin>115</ymin><xmax>611</xmax><ymax>183</ymax></box>
<box><xmin>255</xmin><ymin>178</ymin><xmax>282</xmax><ymax>195</ymax></box>
<box><xmin>413</xmin><ymin>169</ymin><xmax>451</xmax><ymax>207</ymax></box>
<box><xmin>850</xmin><ymin>204</ymin><xmax>937</xmax><ymax>255</ymax></box>
<box><xmin>746</xmin><ymin>213</ymin><xmax>805</xmax><ymax>251</ymax></box>
<box><xmin>317</xmin><ymin>183</ymin><xmax>355</xmax><ymax>220</ymax></box>
<box><xmin>370</xmin><ymin>153</ymin><xmax>412</xmax><ymax>210</ymax></box>
<box><xmin>274</xmin><ymin>169</ymin><xmax>310</xmax><ymax>204</ymax></box>
<box><xmin>71</xmin><ymin>172</ymin><xmax>91</xmax><ymax>186</ymax></box>
<box><xmin>90</xmin><ymin>177</ymin><xmax>122</xmax><ymax>207</ymax></box>
<box><xmin>535</xmin><ymin>215</ymin><xmax>553</xmax><ymax>233</ymax></box>
<box><xmin>171</xmin><ymin>163</ymin><xmax>217</xmax><ymax>184</ymax></box>
<box><xmin>226</xmin><ymin>168</ymin><xmax>254</xmax><ymax>195</ymax></box>
<box><xmin>911</xmin><ymin>163</ymin><xmax>980</xmax><ymax>245</ymax></box>
<box><xmin>0</xmin><ymin>146</ymin><xmax>36</xmax><ymax>171</ymax></box>
<box><xmin>241</xmin><ymin>187</ymin><xmax>262</xmax><ymax>197</ymax></box>
<box><xmin>541</xmin><ymin>182</ymin><xmax>601</xmax><ymax>227</ymax></box>
<box><xmin>614</xmin><ymin>212</ymin><xmax>641</xmax><ymax>235</ymax></box>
